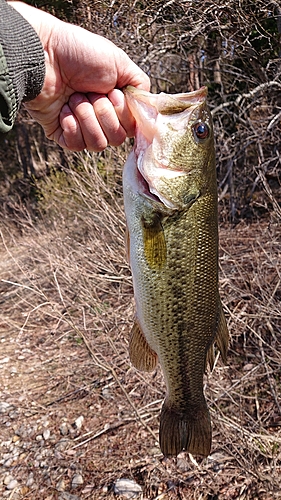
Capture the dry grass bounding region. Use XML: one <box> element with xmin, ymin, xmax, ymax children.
<box><xmin>0</xmin><ymin>149</ymin><xmax>281</xmax><ymax>499</ymax></box>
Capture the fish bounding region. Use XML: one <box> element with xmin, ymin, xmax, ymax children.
<box><xmin>122</xmin><ymin>85</ymin><xmax>229</xmax><ymax>457</ymax></box>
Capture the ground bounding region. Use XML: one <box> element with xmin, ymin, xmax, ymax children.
<box><xmin>0</xmin><ymin>166</ymin><xmax>280</xmax><ymax>499</ymax></box>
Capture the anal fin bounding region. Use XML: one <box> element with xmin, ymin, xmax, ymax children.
<box><xmin>216</xmin><ymin>298</ymin><xmax>229</xmax><ymax>363</ymax></box>
<box><xmin>129</xmin><ymin>319</ymin><xmax>158</xmax><ymax>372</ymax></box>
<box><xmin>206</xmin><ymin>296</ymin><xmax>229</xmax><ymax>371</ymax></box>
<box><xmin>206</xmin><ymin>344</ymin><xmax>215</xmax><ymax>371</ymax></box>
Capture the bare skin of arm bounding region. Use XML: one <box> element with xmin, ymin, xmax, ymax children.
<box><xmin>9</xmin><ymin>2</ymin><xmax>150</xmax><ymax>151</ymax></box>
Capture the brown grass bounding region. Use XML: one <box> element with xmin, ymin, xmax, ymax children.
<box><xmin>0</xmin><ymin>149</ymin><xmax>281</xmax><ymax>499</ymax></box>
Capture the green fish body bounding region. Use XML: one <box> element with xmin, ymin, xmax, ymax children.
<box><xmin>123</xmin><ymin>86</ymin><xmax>229</xmax><ymax>457</ymax></box>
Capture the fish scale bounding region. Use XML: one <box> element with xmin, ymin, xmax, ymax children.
<box><xmin>123</xmin><ymin>85</ymin><xmax>229</xmax><ymax>457</ymax></box>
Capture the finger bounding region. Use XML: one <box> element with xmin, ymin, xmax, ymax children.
<box><xmin>59</xmin><ymin>103</ymin><xmax>86</xmax><ymax>151</ymax></box>
<box><xmin>108</xmin><ymin>89</ymin><xmax>136</xmax><ymax>137</ymax></box>
<box><xmin>87</xmin><ymin>93</ymin><xmax>127</xmax><ymax>147</ymax></box>
<box><xmin>115</xmin><ymin>50</ymin><xmax>151</xmax><ymax>91</ymax></box>
<box><xmin>68</xmin><ymin>93</ymin><xmax>108</xmax><ymax>152</ymax></box>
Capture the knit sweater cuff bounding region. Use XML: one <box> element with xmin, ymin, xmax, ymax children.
<box><xmin>0</xmin><ymin>0</ymin><xmax>45</xmax><ymax>132</ymax></box>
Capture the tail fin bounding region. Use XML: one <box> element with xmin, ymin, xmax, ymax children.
<box><xmin>159</xmin><ymin>401</ymin><xmax>211</xmax><ymax>457</ymax></box>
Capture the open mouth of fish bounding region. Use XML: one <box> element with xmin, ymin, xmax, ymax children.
<box><xmin>123</xmin><ymin>86</ymin><xmax>208</xmax><ymax>209</ymax></box>
<box><xmin>134</xmin><ymin>162</ymin><xmax>161</xmax><ymax>204</ymax></box>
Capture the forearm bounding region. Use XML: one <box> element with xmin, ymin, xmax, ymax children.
<box><xmin>0</xmin><ymin>0</ymin><xmax>45</xmax><ymax>133</ymax></box>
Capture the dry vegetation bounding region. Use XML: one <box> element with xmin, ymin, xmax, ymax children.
<box><xmin>0</xmin><ymin>152</ymin><xmax>280</xmax><ymax>499</ymax></box>
<box><xmin>0</xmin><ymin>1</ymin><xmax>281</xmax><ymax>499</ymax></box>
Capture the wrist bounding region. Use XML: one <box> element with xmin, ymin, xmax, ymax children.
<box><xmin>7</xmin><ymin>1</ymin><xmax>59</xmax><ymax>49</ymax></box>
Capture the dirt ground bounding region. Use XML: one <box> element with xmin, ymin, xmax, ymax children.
<box><xmin>0</xmin><ymin>171</ymin><xmax>281</xmax><ymax>499</ymax></box>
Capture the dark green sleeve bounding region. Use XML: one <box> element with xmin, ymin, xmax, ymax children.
<box><xmin>0</xmin><ymin>0</ymin><xmax>45</xmax><ymax>134</ymax></box>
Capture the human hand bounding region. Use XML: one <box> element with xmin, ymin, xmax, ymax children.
<box><xmin>9</xmin><ymin>2</ymin><xmax>150</xmax><ymax>151</ymax></box>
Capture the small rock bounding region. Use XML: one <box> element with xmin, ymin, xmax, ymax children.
<box><xmin>15</xmin><ymin>425</ymin><xmax>28</xmax><ymax>438</ymax></box>
<box><xmin>2</xmin><ymin>440</ymin><xmax>11</xmax><ymax>447</ymax></box>
<box><xmin>212</xmin><ymin>462</ymin><xmax>221</xmax><ymax>473</ymax></box>
<box><xmin>56</xmin><ymin>478</ymin><xmax>66</xmax><ymax>492</ymax></box>
<box><xmin>101</xmin><ymin>387</ymin><xmax>112</xmax><ymax>399</ymax></box>
<box><xmin>243</xmin><ymin>362</ymin><xmax>254</xmax><ymax>371</ymax></box>
<box><xmin>72</xmin><ymin>473</ymin><xmax>83</xmax><ymax>489</ymax></box>
<box><xmin>3</xmin><ymin>458</ymin><xmax>13</xmax><ymax>467</ymax></box>
<box><xmin>59</xmin><ymin>422</ymin><xmax>69</xmax><ymax>436</ymax></box>
<box><xmin>3</xmin><ymin>475</ymin><xmax>13</xmax><ymax>486</ymax></box>
<box><xmin>0</xmin><ymin>357</ymin><xmax>10</xmax><ymax>363</ymax></box>
<box><xmin>2</xmin><ymin>492</ymin><xmax>17</xmax><ymax>499</ymax></box>
<box><xmin>26</xmin><ymin>474</ymin><xmax>34</xmax><ymax>487</ymax></box>
<box><xmin>20</xmin><ymin>486</ymin><xmax>29</xmax><ymax>495</ymax></box>
<box><xmin>43</xmin><ymin>429</ymin><xmax>50</xmax><ymax>440</ymax></box>
<box><xmin>9</xmin><ymin>410</ymin><xmax>18</xmax><ymax>419</ymax></box>
<box><xmin>177</xmin><ymin>456</ymin><xmax>189</xmax><ymax>472</ymax></box>
<box><xmin>55</xmin><ymin>439</ymin><xmax>71</xmax><ymax>452</ymax></box>
<box><xmin>0</xmin><ymin>402</ymin><xmax>12</xmax><ymax>414</ymax></box>
<box><xmin>6</xmin><ymin>479</ymin><xmax>18</xmax><ymax>490</ymax></box>
<box><xmin>54</xmin><ymin>449</ymin><xmax>64</xmax><ymax>460</ymax></box>
<box><xmin>148</xmin><ymin>447</ymin><xmax>160</xmax><ymax>456</ymax></box>
<box><xmin>58</xmin><ymin>492</ymin><xmax>80</xmax><ymax>500</ymax></box>
<box><xmin>74</xmin><ymin>416</ymin><xmax>84</xmax><ymax>430</ymax></box>
<box><xmin>12</xmin><ymin>435</ymin><xmax>20</xmax><ymax>443</ymax></box>
<box><xmin>114</xmin><ymin>478</ymin><xmax>142</xmax><ymax>499</ymax></box>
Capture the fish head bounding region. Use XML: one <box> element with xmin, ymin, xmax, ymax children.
<box><xmin>124</xmin><ymin>86</ymin><xmax>215</xmax><ymax>210</ymax></box>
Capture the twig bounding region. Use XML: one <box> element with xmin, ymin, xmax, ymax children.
<box><xmin>58</xmin><ymin>312</ymin><xmax>159</xmax><ymax>443</ymax></box>
<box><xmin>81</xmin><ymin>330</ymin><xmax>158</xmax><ymax>442</ymax></box>
<box><xmin>70</xmin><ymin>420</ymin><xmax>133</xmax><ymax>449</ymax></box>
<box><xmin>212</xmin><ymin>81</ymin><xmax>281</xmax><ymax>116</ymax></box>
<box><xmin>259</xmin><ymin>338</ymin><xmax>281</xmax><ymax>416</ymax></box>
<box><xmin>235</xmin><ymin>81</ymin><xmax>281</xmax><ymax>105</ymax></box>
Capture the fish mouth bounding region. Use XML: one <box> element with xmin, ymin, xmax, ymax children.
<box><xmin>123</xmin><ymin>86</ymin><xmax>208</xmax><ymax>114</ymax></box>
<box><xmin>125</xmin><ymin>94</ymin><xmax>179</xmax><ymax>208</ymax></box>
<box><xmin>135</xmin><ymin>162</ymin><xmax>162</xmax><ymax>204</ymax></box>
<box><xmin>124</xmin><ymin>86</ymin><xmax>208</xmax><ymax>209</ymax></box>
<box><xmin>137</xmin><ymin>167</ymin><xmax>179</xmax><ymax>209</ymax></box>
<box><xmin>130</xmin><ymin>149</ymin><xmax>176</xmax><ymax>208</ymax></box>
<box><xmin>136</xmin><ymin>153</ymin><xmax>183</xmax><ymax>209</ymax></box>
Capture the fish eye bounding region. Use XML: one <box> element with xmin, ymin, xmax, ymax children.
<box><xmin>193</xmin><ymin>122</ymin><xmax>209</xmax><ymax>140</ymax></box>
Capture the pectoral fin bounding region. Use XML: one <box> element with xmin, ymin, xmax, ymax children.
<box><xmin>142</xmin><ymin>215</ymin><xmax>167</xmax><ymax>270</ymax></box>
<box><xmin>129</xmin><ymin>318</ymin><xmax>158</xmax><ymax>372</ymax></box>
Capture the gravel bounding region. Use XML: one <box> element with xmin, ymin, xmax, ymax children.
<box><xmin>0</xmin><ymin>400</ymin><xmax>144</xmax><ymax>499</ymax></box>
<box><xmin>0</xmin><ymin>402</ymin><xmax>87</xmax><ymax>499</ymax></box>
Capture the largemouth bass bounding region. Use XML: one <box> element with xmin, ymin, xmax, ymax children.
<box><xmin>123</xmin><ymin>85</ymin><xmax>229</xmax><ymax>457</ymax></box>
